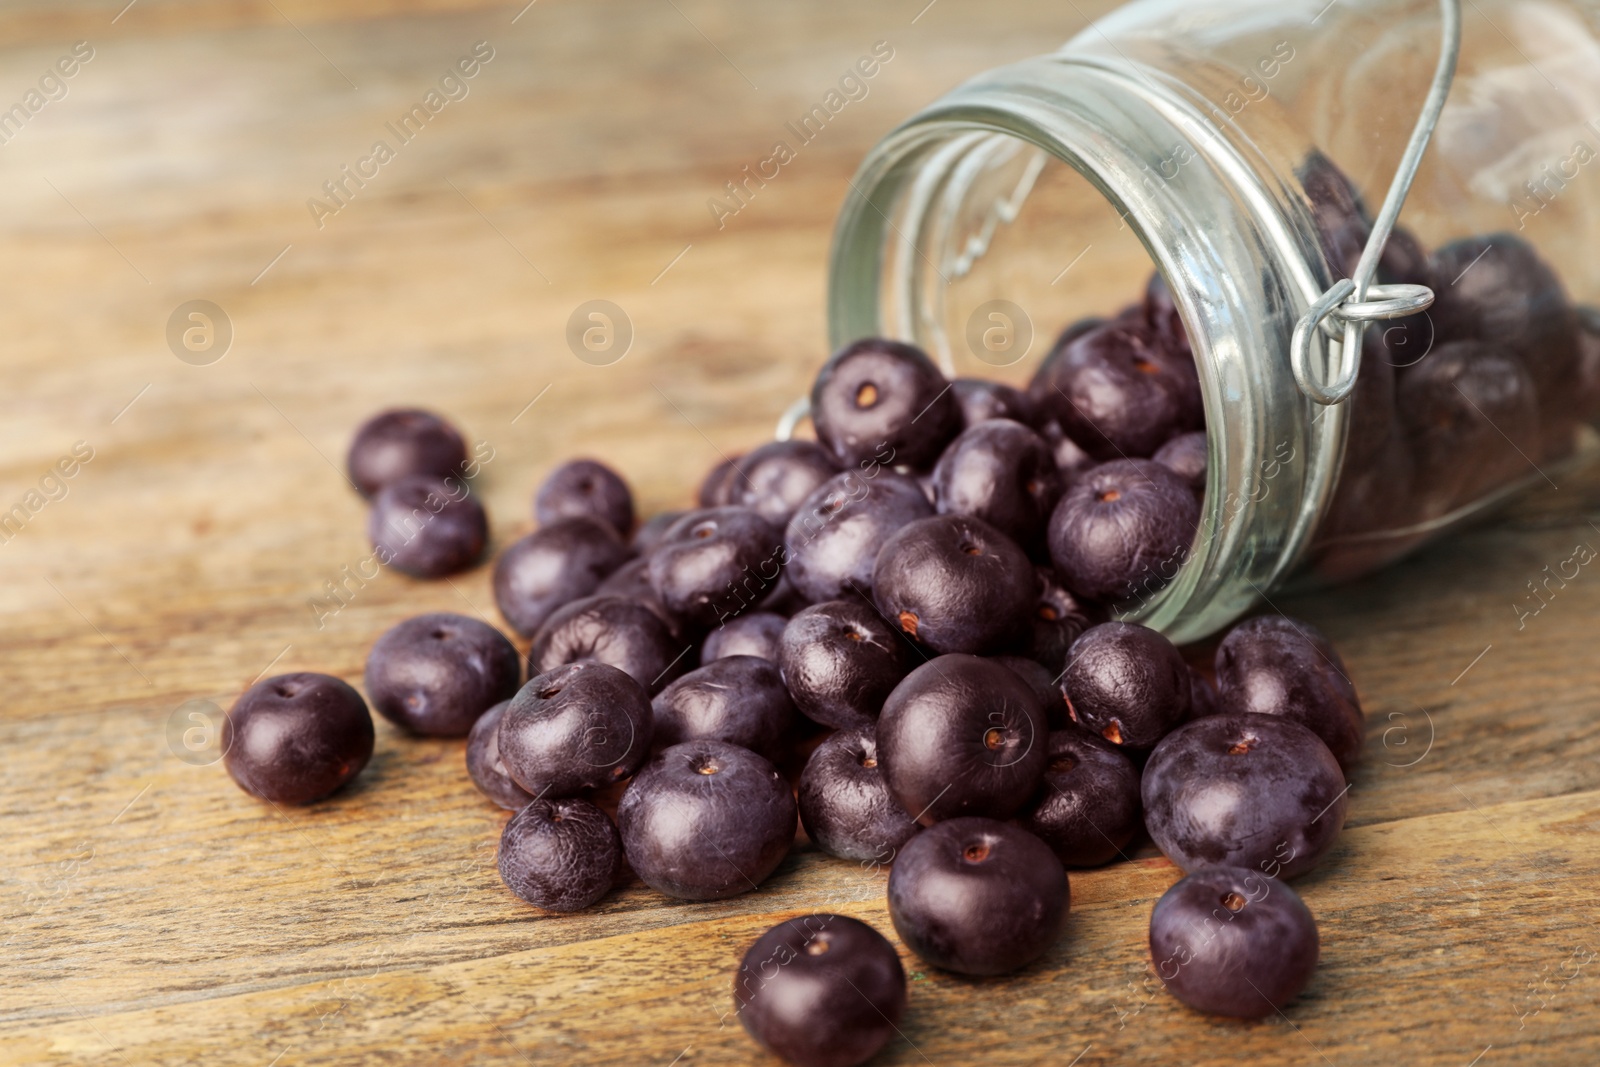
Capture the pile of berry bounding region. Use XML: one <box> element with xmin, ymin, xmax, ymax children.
<box><xmin>223</xmin><ymin>272</ymin><xmax>1367</xmax><ymax>1065</ymax></box>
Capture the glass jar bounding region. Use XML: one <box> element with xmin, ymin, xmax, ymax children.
<box><xmin>826</xmin><ymin>0</ymin><xmax>1600</xmax><ymax>642</ymax></box>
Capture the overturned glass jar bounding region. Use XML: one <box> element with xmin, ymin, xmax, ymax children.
<box><xmin>822</xmin><ymin>0</ymin><xmax>1600</xmax><ymax>642</ymax></box>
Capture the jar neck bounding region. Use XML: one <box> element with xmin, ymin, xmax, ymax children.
<box><xmin>827</xmin><ymin>54</ymin><xmax>1348</xmax><ymax>642</ymax></box>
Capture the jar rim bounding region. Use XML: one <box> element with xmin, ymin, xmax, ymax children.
<box><xmin>825</xmin><ymin>53</ymin><xmax>1350</xmax><ymax>642</ymax></box>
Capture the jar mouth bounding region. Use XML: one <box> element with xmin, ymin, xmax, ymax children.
<box><xmin>826</xmin><ymin>54</ymin><xmax>1348</xmax><ymax>642</ymax></box>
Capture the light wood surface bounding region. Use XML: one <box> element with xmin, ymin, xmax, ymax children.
<box><xmin>3</xmin><ymin>2</ymin><xmax>1599</xmax><ymax>1065</ymax></box>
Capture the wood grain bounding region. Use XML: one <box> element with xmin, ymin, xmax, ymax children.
<box><xmin>2</xmin><ymin>2</ymin><xmax>1600</xmax><ymax>1065</ymax></box>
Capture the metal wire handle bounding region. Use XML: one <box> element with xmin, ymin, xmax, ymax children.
<box><xmin>1291</xmin><ymin>0</ymin><xmax>1463</xmax><ymax>405</ymax></box>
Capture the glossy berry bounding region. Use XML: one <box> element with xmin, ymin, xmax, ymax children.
<box><xmin>498</xmin><ymin>661</ymin><xmax>654</xmax><ymax>796</ymax></box>
<box><xmin>347</xmin><ymin>408</ymin><xmax>467</xmax><ymax>498</ymax></box>
<box><xmin>617</xmin><ymin>739</ymin><xmax>797</xmax><ymax>900</ymax></box>
<box><xmin>877</xmin><ymin>654</ymin><xmax>1048</xmax><ymax>824</ymax></box>
<box><xmin>492</xmin><ymin>517</ymin><xmax>631</xmax><ymax>637</ymax></box>
<box><xmin>872</xmin><ymin>514</ymin><xmax>1034</xmax><ymax>655</ymax></box>
<box><xmin>785</xmin><ymin>470</ymin><xmax>932</xmax><ymax>604</ymax></box>
<box><xmin>222</xmin><ymin>672</ymin><xmax>374</xmax><ymax>805</ymax></box>
<box><xmin>364</xmin><ymin>612</ymin><xmax>520</xmax><ymax>737</ymax></box>
<box><xmin>1398</xmin><ymin>340</ymin><xmax>1540</xmax><ymax>518</ymax></box>
<box><xmin>1028</xmin><ymin>318</ymin><xmax>1200</xmax><ymax>460</ymax></box>
<box><xmin>1018</xmin><ymin>566</ymin><xmax>1101</xmax><ymax>675</ymax></box>
<box><xmin>498</xmin><ymin>797</ymin><xmax>622</xmax><ymax>912</ymax></box>
<box><xmin>797</xmin><ymin>727</ymin><xmax>919</xmax><ymax>863</ymax></box>
<box><xmin>534</xmin><ymin>458</ymin><xmax>635</xmax><ymax>537</ymax></box>
<box><xmin>887</xmin><ymin>817</ymin><xmax>1067</xmax><ymax>975</ymax></box>
<box><xmin>648</xmin><ymin>507</ymin><xmax>785</xmax><ymax>628</ymax></box>
<box><xmin>529</xmin><ymin>594</ymin><xmax>688</xmax><ymax>695</ymax></box>
<box><xmin>931</xmin><ymin>418</ymin><xmax>1063</xmax><ymax>556</ymax></box>
<box><xmin>1152</xmin><ymin>431</ymin><xmax>1207</xmax><ymax>491</ymax></box>
<box><xmin>650</xmin><ymin>655</ymin><xmax>795</xmax><ymax>759</ymax></box>
<box><xmin>1149</xmin><ymin>865</ymin><xmax>1319</xmax><ymax>1019</ymax></box>
<box><xmin>368</xmin><ymin>474</ymin><xmax>488</xmax><ymax>578</ymax></box>
<box><xmin>465</xmin><ymin>700</ymin><xmax>534</xmax><ymax>810</ymax></box>
<box><xmin>1215</xmin><ymin>615</ymin><xmax>1363</xmax><ymax>775</ymax></box>
<box><xmin>701</xmin><ymin>611</ymin><xmax>788</xmax><ymax>663</ymax></box>
<box><xmin>734</xmin><ymin>915</ymin><xmax>907</xmax><ymax>1067</ymax></box>
<box><xmin>1048</xmin><ymin>459</ymin><xmax>1199</xmax><ymax>603</ymax></box>
<box><xmin>951</xmin><ymin>377</ymin><xmax>1035</xmax><ymax>428</ymax></box>
<box><xmin>810</xmin><ymin>337</ymin><xmax>960</xmax><ymax>470</ymax></box>
<box><xmin>778</xmin><ymin>600</ymin><xmax>916</xmax><ymax>730</ymax></box>
<box><xmin>1019</xmin><ymin>728</ymin><xmax>1140</xmax><ymax>866</ymax></box>
<box><xmin>1143</xmin><ymin>713</ymin><xmax>1348</xmax><ymax>879</ymax></box>
<box><xmin>1060</xmin><ymin>622</ymin><xmax>1190</xmax><ymax>751</ymax></box>
<box><xmin>730</xmin><ymin>440</ymin><xmax>841</xmax><ymax>527</ymax></box>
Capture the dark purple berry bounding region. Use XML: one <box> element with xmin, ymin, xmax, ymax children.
<box><xmin>951</xmin><ymin>377</ymin><xmax>1035</xmax><ymax>428</ymax></box>
<box><xmin>730</xmin><ymin>440</ymin><xmax>841</xmax><ymax>526</ymax></box>
<box><xmin>1398</xmin><ymin>340</ymin><xmax>1540</xmax><ymax>518</ymax></box>
<box><xmin>1188</xmin><ymin>667</ymin><xmax>1220</xmax><ymax>721</ymax></box>
<box><xmin>592</xmin><ymin>556</ymin><xmax>680</xmax><ymax>633</ymax></box>
<box><xmin>1028</xmin><ymin>318</ymin><xmax>1200</xmax><ymax>460</ymax></box>
<box><xmin>650</xmin><ymin>655</ymin><xmax>794</xmax><ymax>759</ymax></box>
<box><xmin>1039</xmin><ymin>419</ymin><xmax>1098</xmax><ymax>482</ymax></box>
<box><xmin>1018</xmin><ymin>566</ymin><xmax>1101</xmax><ymax>675</ymax></box>
<box><xmin>698</xmin><ymin>454</ymin><xmax>747</xmax><ymax>508</ymax></box>
<box><xmin>701</xmin><ymin>611</ymin><xmax>788</xmax><ymax>663</ymax></box>
<box><xmin>363</xmin><ymin>612</ymin><xmax>520</xmax><ymax>737</ymax></box>
<box><xmin>529</xmin><ymin>594</ymin><xmax>689</xmax><ymax>695</ymax></box>
<box><xmin>633</xmin><ymin>510</ymin><xmax>687</xmax><ymax>553</ymax></box>
<box><xmin>1149</xmin><ymin>865</ymin><xmax>1319</xmax><ymax>1019</ymax></box>
<box><xmin>1143</xmin><ymin>273</ymin><xmax>1191</xmax><ymax>360</ymax></box>
<box><xmin>734</xmin><ymin>915</ymin><xmax>906</xmax><ymax>1067</ymax></box>
<box><xmin>1060</xmin><ymin>622</ymin><xmax>1190</xmax><ymax>751</ymax></box>
<box><xmin>1216</xmin><ymin>615</ymin><xmax>1363</xmax><ymax>775</ymax></box>
<box><xmin>498</xmin><ymin>661</ymin><xmax>654</xmax><ymax>795</ymax></box>
<box><xmin>877</xmin><ymin>654</ymin><xmax>1047</xmax><ymax>824</ymax></box>
<box><xmin>872</xmin><ymin>514</ymin><xmax>1034</xmax><ymax>655</ymax></box>
<box><xmin>648</xmin><ymin>507</ymin><xmax>784</xmax><ymax>629</ymax></box>
<box><xmin>617</xmin><ymin>739</ymin><xmax>796</xmax><ymax>900</ymax></box>
<box><xmin>534</xmin><ymin>458</ymin><xmax>635</xmax><ymax>537</ymax></box>
<box><xmin>1297</xmin><ymin>149</ymin><xmax>1370</xmax><ymax>280</ymax></box>
<box><xmin>492</xmin><ymin>517</ymin><xmax>631</xmax><ymax>637</ymax></box>
<box><xmin>347</xmin><ymin>408</ymin><xmax>467</xmax><ymax>499</ymax></box>
<box><xmin>222</xmin><ymin>672</ymin><xmax>373</xmax><ymax>805</ymax></box>
<box><xmin>785</xmin><ymin>470</ymin><xmax>932</xmax><ymax>604</ymax></box>
<box><xmin>465</xmin><ymin>700</ymin><xmax>534</xmax><ymax>810</ymax></box>
<box><xmin>887</xmin><ymin>817</ymin><xmax>1067</xmax><ymax>975</ymax></box>
<box><xmin>811</xmin><ymin>338</ymin><xmax>960</xmax><ymax>470</ymax></box>
<box><xmin>931</xmin><ymin>418</ymin><xmax>1063</xmax><ymax>555</ymax></box>
<box><xmin>1019</xmin><ymin>728</ymin><xmax>1140</xmax><ymax>866</ymax></box>
<box><xmin>1047</xmin><ymin>459</ymin><xmax>1198</xmax><ymax>603</ymax></box>
<box><xmin>778</xmin><ymin>600</ymin><xmax>916</xmax><ymax>730</ymax></box>
<box><xmin>498</xmin><ymin>797</ymin><xmax>621</xmax><ymax>912</ymax></box>
<box><xmin>797</xmin><ymin>727</ymin><xmax>918</xmax><ymax>864</ymax></box>
<box><xmin>1152</xmin><ymin>431</ymin><xmax>1207</xmax><ymax>491</ymax></box>
<box><xmin>1428</xmin><ymin>233</ymin><xmax>1579</xmax><ymax>411</ymax></box>
<box><xmin>992</xmin><ymin>654</ymin><xmax>1065</xmax><ymax>727</ymax></box>
<box><xmin>1142</xmin><ymin>713</ymin><xmax>1348</xmax><ymax>879</ymax></box>
<box><xmin>368</xmin><ymin>474</ymin><xmax>488</xmax><ymax>578</ymax></box>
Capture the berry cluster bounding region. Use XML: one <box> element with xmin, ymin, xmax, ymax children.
<box><xmin>220</xmin><ymin>255</ymin><xmax>1392</xmax><ymax>1064</ymax></box>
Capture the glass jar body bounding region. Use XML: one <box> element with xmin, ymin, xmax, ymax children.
<box><xmin>827</xmin><ymin>0</ymin><xmax>1600</xmax><ymax>642</ymax></box>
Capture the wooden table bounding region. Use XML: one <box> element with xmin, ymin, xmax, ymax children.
<box><xmin>3</xmin><ymin>1</ymin><xmax>1598</xmax><ymax>1064</ymax></box>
